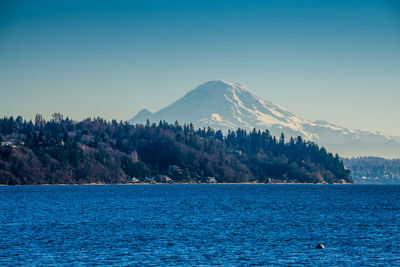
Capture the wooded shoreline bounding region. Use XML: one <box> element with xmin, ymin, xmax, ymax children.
<box><xmin>0</xmin><ymin>115</ymin><xmax>352</xmax><ymax>185</ymax></box>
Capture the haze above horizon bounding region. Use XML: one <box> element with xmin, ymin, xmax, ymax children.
<box><xmin>0</xmin><ymin>0</ymin><xmax>399</xmax><ymax>136</ymax></box>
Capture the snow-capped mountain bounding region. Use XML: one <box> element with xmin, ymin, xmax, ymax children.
<box><xmin>129</xmin><ymin>81</ymin><xmax>400</xmax><ymax>158</ymax></box>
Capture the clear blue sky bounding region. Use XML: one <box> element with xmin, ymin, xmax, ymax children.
<box><xmin>1</xmin><ymin>0</ymin><xmax>399</xmax><ymax>135</ymax></box>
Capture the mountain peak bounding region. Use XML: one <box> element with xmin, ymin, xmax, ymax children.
<box><xmin>128</xmin><ymin>81</ymin><xmax>400</xmax><ymax>157</ymax></box>
<box><xmin>137</xmin><ymin>108</ymin><xmax>151</xmax><ymax>114</ymax></box>
<box><xmin>131</xmin><ymin>108</ymin><xmax>153</xmax><ymax>122</ymax></box>
<box><xmin>199</xmin><ymin>80</ymin><xmax>240</xmax><ymax>87</ymax></box>
<box><xmin>192</xmin><ymin>80</ymin><xmax>249</xmax><ymax>92</ymax></box>
<box><xmin>189</xmin><ymin>80</ymin><xmax>248</xmax><ymax>95</ymax></box>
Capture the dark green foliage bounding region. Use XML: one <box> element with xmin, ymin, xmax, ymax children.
<box><xmin>0</xmin><ymin>116</ymin><xmax>352</xmax><ymax>185</ymax></box>
<box><xmin>121</xmin><ymin>156</ymin><xmax>150</xmax><ymax>179</ymax></box>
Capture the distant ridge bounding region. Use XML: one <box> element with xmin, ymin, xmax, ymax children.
<box><xmin>129</xmin><ymin>80</ymin><xmax>400</xmax><ymax>158</ymax></box>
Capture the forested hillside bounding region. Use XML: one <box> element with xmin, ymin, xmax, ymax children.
<box><xmin>0</xmin><ymin>115</ymin><xmax>351</xmax><ymax>185</ymax></box>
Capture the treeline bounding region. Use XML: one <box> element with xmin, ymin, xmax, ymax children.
<box><xmin>0</xmin><ymin>115</ymin><xmax>352</xmax><ymax>185</ymax></box>
<box><xmin>343</xmin><ymin>157</ymin><xmax>400</xmax><ymax>184</ymax></box>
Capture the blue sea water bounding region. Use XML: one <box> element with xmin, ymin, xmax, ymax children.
<box><xmin>0</xmin><ymin>185</ymin><xmax>399</xmax><ymax>266</ymax></box>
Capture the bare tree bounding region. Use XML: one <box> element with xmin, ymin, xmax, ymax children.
<box><xmin>52</xmin><ymin>113</ymin><xmax>63</xmax><ymax>123</ymax></box>
<box><xmin>35</xmin><ymin>114</ymin><xmax>45</xmax><ymax>127</ymax></box>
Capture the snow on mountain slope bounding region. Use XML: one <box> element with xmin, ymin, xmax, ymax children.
<box><xmin>129</xmin><ymin>80</ymin><xmax>400</xmax><ymax>158</ymax></box>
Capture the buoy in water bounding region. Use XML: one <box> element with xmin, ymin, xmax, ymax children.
<box><xmin>316</xmin><ymin>243</ymin><xmax>325</xmax><ymax>249</ymax></box>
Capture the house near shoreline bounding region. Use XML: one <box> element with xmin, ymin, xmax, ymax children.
<box><xmin>207</xmin><ymin>177</ymin><xmax>217</xmax><ymax>183</ymax></box>
<box><xmin>0</xmin><ymin>141</ymin><xmax>23</xmax><ymax>148</ymax></box>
